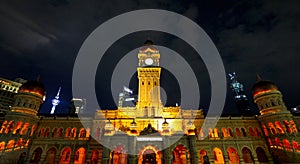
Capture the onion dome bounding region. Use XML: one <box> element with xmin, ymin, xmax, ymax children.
<box><xmin>19</xmin><ymin>80</ymin><xmax>46</xmax><ymax>97</ymax></box>
<box><xmin>252</xmin><ymin>80</ymin><xmax>279</xmax><ymax>96</ymax></box>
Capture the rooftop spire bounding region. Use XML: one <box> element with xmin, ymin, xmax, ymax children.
<box><xmin>257</xmin><ymin>74</ymin><xmax>262</xmax><ymax>81</ymax></box>
<box><xmin>36</xmin><ymin>74</ymin><xmax>40</xmax><ymax>82</ymax></box>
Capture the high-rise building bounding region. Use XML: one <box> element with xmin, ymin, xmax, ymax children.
<box><xmin>0</xmin><ymin>40</ymin><xmax>300</xmax><ymax>163</ymax></box>
<box><xmin>228</xmin><ymin>72</ymin><xmax>252</xmax><ymax>115</ymax></box>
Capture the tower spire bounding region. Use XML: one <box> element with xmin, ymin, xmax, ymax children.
<box><xmin>50</xmin><ymin>87</ymin><xmax>61</xmax><ymax>114</ymax></box>
<box><xmin>257</xmin><ymin>74</ymin><xmax>262</xmax><ymax>81</ymax></box>
<box><xmin>36</xmin><ymin>74</ymin><xmax>40</xmax><ymax>82</ymax></box>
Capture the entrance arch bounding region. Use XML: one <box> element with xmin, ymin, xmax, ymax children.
<box><xmin>242</xmin><ymin>147</ymin><xmax>254</xmax><ymax>163</ymax></box>
<box><xmin>256</xmin><ymin>147</ymin><xmax>268</xmax><ymax>163</ymax></box>
<box><xmin>138</xmin><ymin>145</ymin><xmax>162</xmax><ymax>164</ymax></box>
<box><xmin>227</xmin><ymin>147</ymin><xmax>239</xmax><ymax>164</ymax></box>
<box><xmin>45</xmin><ymin>147</ymin><xmax>57</xmax><ymax>164</ymax></box>
<box><xmin>213</xmin><ymin>147</ymin><xmax>225</xmax><ymax>164</ymax></box>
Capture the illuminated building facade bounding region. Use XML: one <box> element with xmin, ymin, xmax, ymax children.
<box><xmin>0</xmin><ymin>78</ymin><xmax>25</xmax><ymax>115</ymax></box>
<box><xmin>0</xmin><ymin>40</ymin><xmax>300</xmax><ymax>163</ymax></box>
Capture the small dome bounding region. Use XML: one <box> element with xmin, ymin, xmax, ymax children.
<box><xmin>252</xmin><ymin>80</ymin><xmax>278</xmax><ymax>95</ymax></box>
<box><xmin>144</xmin><ymin>39</ymin><xmax>154</xmax><ymax>45</ymax></box>
<box><xmin>140</xmin><ymin>39</ymin><xmax>158</xmax><ymax>52</ymax></box>
<box><xmin>19</xmin><ymin>80</ymin><xmax>46</xmax><ymax>96</ymax></box>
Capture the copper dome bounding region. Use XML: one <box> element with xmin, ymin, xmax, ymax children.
<box><xmin>252</xmin><ymin>80</ymin><xmax>278</xmax><ymax>96</ymax></box>
<box><xmin>19</xmin><ymin>80</ymin><xmax>46</xmax><ymax>96</ymax></box>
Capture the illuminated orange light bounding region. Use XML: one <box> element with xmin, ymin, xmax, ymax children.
<box><xmin>253</xmin><ymin>90</ymin><xmax>272</xmax><ymax>97</ymax></box>
<box><xmin>18</xmin><ymin>89</ymin><xmax>44</xmax><ymax>97</ymax></box>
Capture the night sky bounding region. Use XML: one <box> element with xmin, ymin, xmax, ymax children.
<box><xmin>0</xmin><ymin>0</ymin><xmax>299</xmax><ymax>115</ymax></box>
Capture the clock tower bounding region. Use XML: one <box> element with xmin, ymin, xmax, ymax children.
<box><xmin>137</xmin><ymin>40</ymin><xmax>162</xmax><ymax>116</ymax></box>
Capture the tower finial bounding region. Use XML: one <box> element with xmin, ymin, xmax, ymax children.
<box><xmin>36</xmin><ymin>74</ymin><xmax>40</xmax><ymax>81</ymax></box>
<box><xmin>257</xmin><ymin>74</ymin><xmax>262</xmax><ymax>81</ymax></box>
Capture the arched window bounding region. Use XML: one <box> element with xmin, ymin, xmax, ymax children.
<box><xmin>283</xmin><ymin>139</ymin><xmax>292</xmax><ymax>151</ymax></box>
<box><xmin>256</xmin><ymin>147</ymin><xmax>268</xmax><ymax>163</ymax></box>
<box><xmin>59</xmin><ymin>147</ymin><xmax>72</xmax><ymax>164</ymax></box>
<box><xmin>262</xmin><ymin>124</ymin><xmax>269</xmax><ymax>136</ymax></box>
<box><xmin>275</xmin><ymin>138</ymin><xmax>282</xmax><ymax>147</ymax></box>
<box><xmin>91</xmin><ymin>150</ymin><xmax>99</xmax><ymax>164</ymax></box>
<box><xmin>30</xmin><ymin>124</ymin><xmax>36</xmax><ymax>136</ymax></box>
<box><xmin>241</xmin><ymin>147</ymin><xmax>254</xmax><ymax>163</ymax></box>
<box><xmin>79</xmin><ymin>128</ymin><xmax>86</xmax><ymax>138</ymax></box>
<box><xmin>52</xmin><ymin>128</ymin><xmax>58</xmax><ymax>137</ymax></box>
<box><xmin>15</xmin><ymin>138</ymin><xmax>23</xmax><ymax>147</ymax></box>
<box><xmin>254</xmin><ymin>128</ymin><xmax>260</xmax><ymax>136</ymax></box>
<box><xmin>249</xmin><ymin>128</ymin><xmax>255</xmax><ymax>137</ymax></box>
<box><xmin>74</xmin><ymin>147</ymin><xmax>86</xmax><ymax>164</ymax></box>
<box><xmin>241</xmin><ymin>128</ymin><xmax>247</xmax><ymax>137</ymax></box>
<box><xmin>268</xmin><ymin>138</ymin><xmax>272</xmax><ymax>146</ymax></box>
<box><xmin>0</xmin><ymin>121</ymin><xmax>7</xmax><ymax>133</ymax></box>
<box><xmin>228</xmin><ymin>128</ymin><xmax>233</xmax><ymax>137</ymax></box>
<box><xmin>58</xmin><ymin>128</ymin><xmax>63</xmax><ymax>137</ymax></box>
<box><xmin>213</xmin><ymin>147</ymin><xmax>225</xmax><ymax>164</ymax></box>
<box><xmin>275</xmin><ymin>121</ymin><xmax>284</xmax><ymax>134</ymax></box>
<box><xmin>38</xmin><ymin>128</ymin><xmax>45</xmax><ymax>137</ymax></box>
<box><xmin>200</xmin><ymin>150</ymin><xmax>208</xmax><ymax>164</ymax></box>
<box><xmin>290</xmin><ymin>120</ymin><xmax>298</xmax><ymax>133</ymax></box>
<box><xmin>86</xmin><ymin>128</ymin><xmax>91</xmax><ymax>138</ymax></box>
<box><xmin>20</xmin><ymin>123</ymin><xmax>30</xmax><ymax>135</ymax></box>
<box><xmin>235</xmin><ymin>128</ymin><xmax>242</xmax><ymax>137</ymax></box>
<box><xmin>0</xmin><ymin>142</ymin><xmax>5</xmax><ymax>151</ymax></box>
<box><xmin>197</xmin><ymin>128</ymin><xmax>204</xmax><ymax>139</ymax></box>
<box><xmin>268</xmin><ymin>122</ymin><xmax>277</xmax><ymax>135</ymax></box>
<box><xmin>44</xmin><ymin>128</ymin><xmax>50</xmax><ymax>137</ymax></box>
<box><xmin>45</xmin><ymin>147</ymin><xmax>57</xmax><ymax>164</ymax></box>
<box><xmin>283</xmin><ymin>120</ymin><xmax>292</xmax><ymax>133</ymax></box>
<box><xmin>208</xmin><ymin>128</ymin><xmax>213</xmax><ymax>138</ymax></box>
<box><xmin>6</xmin><ymin>140</ymin><xmax>15</xmax><ymax>149</ymax></box>
<box><xmin>30</xmin><ymin>147</ymin><xmax>43</xmax><ymax>163</ymax></box>
<box><xmin>13</xmin><ymin>121</ymin><xmax>22</xmax><ymax>134</ymax></box>
<box><xmin>5</xmin><ymin>121</ymin><xmax>14</xmax><ymax>134</ymax></box>
<box><xmin>65</xmin><ymin>128</ymin><xmax>71</xmax><ymax>137</ymax></box>
<box><xmin>227</xmin><ymin>147</ymin><xmax>239</xmax><ymax>164</ymax></box>
<box><xmin>222</xmin><ymin>128</ymin><xmax>228</xmax><ymax>138</ymax></box>
<box><xmin>214</xmin><ymin>128</ymin><xmax>219</xmax><ymax>138</ymax></box>
<box><xmin>71</xmin><ymin>128</ymin><xmax>77</xmax><ymax>138</ymax></box>
<box><xmin>292</xmin><ymin>141</ymin><xmax>300</xmax><ymax>152</ymax></box>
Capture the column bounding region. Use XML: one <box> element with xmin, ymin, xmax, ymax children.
<box><xmin>101</xmin><ymin>137</ymin><xmax>111</xmax><ymax>164</ymax></box>
<box><xmin>163</xmin><ymin>136</ymin><xmax>172</xmax><ymax>164</ymax></box>
<box><xmin>127</xmin><ymin>136</ymin><xmax>137</xmax><ymax>164</ymax></box>
<box><xmin>188</xmin><ymin>135</ymin><xmax>198</xmax><ymax>164</ymax></box>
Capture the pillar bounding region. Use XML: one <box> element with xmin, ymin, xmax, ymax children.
<box><xmin>163</xmin><ymin>136</ymin><xmax>172</xmax><ymax>164</ymax></box>
<box><xmin>101</xmin><ymin>137</ymin><xmax>111</xmax><ymax>164</ymax></box>
<box><xmin>188</xmin><ymin>135</ymin><xmax>198</xmax><ymax>164</ymax></box>
<box><xmin>127</xmin><ymin>136</ymin><xmax>137</xmax><ymax>164</ymax></box>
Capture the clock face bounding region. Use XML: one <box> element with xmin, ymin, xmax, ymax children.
<box><xmin>145</xmin><ymin>58</ymin><xmax>154</xmax><ymax>65</ymax></box>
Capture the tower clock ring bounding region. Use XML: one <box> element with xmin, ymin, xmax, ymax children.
<box><xmin>72</xmin><ymin>9</ymin><xmax>227</xmax><ymax>150</ymax></box>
